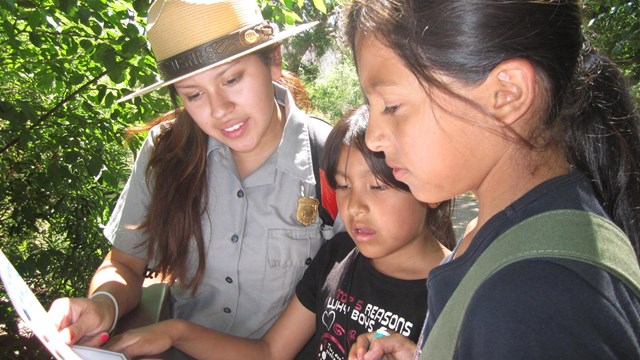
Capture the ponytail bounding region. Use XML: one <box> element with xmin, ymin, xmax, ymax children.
<box><xmin>428</xmin><ymin>201</ymin><xmax>456</xmax><ymax>251</ymax></box>
<box><xmin>561</xmin><ymin>43</ymin><xmax>640</xmax><ymax>259</ymax></box>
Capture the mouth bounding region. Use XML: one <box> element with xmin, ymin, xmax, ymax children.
<box><xmin>386</xmin><ymin>160</ymin><xmax>408</xmax><ymax>181</ymax></box>
<box><xmin>225</xmin><ymin>122</ymin><xmax>243</xmax><ymax>131</ymax></box>
<box><xmin>392</xmin><ymin>167</ymin><xmax>409</xmax><ymax>181</ymax></box>
<box><xmin>352</xmin><ymin>224</ymin><xmax>376</xmax><ymax>242</ymax></box>
<box><xmin>220</xmin><ymin>121</ymin><xmax>247</xmax><ymax>137</ymax></box>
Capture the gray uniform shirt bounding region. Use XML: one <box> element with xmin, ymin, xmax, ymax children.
<box><xmin>104</xmin><ymin>84</ymin><xmax>327</xmax><ymax>338</ymax></box>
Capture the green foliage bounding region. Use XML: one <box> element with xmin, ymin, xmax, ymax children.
<box><xmin>260</xmin><ymin>0</ymin><xmax>343</xmax><ymax>74</ymax></box>
<box><xmin>0</xmin><ymin>0</ymin><xmax>170</xmax><ymax>357</ymax></box>
<box><xmin>305</xmin><ymin>54</ymin><xmax>363</xmax><ymax>124</ymax></box>
<box><xmin>584</xmin><ymin>0</ymin><xmax>640</xmax><ymax>98</ymax></box>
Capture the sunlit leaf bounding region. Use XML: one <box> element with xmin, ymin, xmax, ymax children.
<box><xmin>283</xmin><ymin>9</ymin><xmax>302</xmax><ymax>23</ymax></box>
<box><xmin>312</xmin><ymin>0</ymin><xmax>327</xmax><ymax>14</ymax></box>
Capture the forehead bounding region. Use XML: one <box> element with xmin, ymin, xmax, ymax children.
<box><xmin>173</xmin><ymin>53</ymin><xmax>262</xmax><ymax>86</ymax></box>
<box><xmin>355</xmin><ymin>35</ymin><xmax>417</xmax><ymax>94</ymax></box>
<box><xmin>337</xmin><ymin>145</ymin><xmax>372</xmax><ymax>177</ymax></box>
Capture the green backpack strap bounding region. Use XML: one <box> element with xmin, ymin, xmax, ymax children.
<box><xmin>421</xmin><ymin>209</ymin><xmax>640</xmax><ymax>360</ymax></box>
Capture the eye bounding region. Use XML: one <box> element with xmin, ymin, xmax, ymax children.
<box><xmin>370</xmin><ymin>184</ymin><xmax>388</xmax><ymax>191</ymax></box>
<box><xmin>383</xmin><ymin>104</ymin><xmax>399</xmax><ymax>114</ymax></box>
<box><xmin>224</xmin><ymin>74</ymin><xmax>241</xmax><ymax>86</ymax></box>
<box><xmin>370</xmin><ymin>177</ymin><xmax>389</xmax><ymax>191</ymax></box>
<box><xmin>335</xmin><ymin>183</ymin><xmax>350</xmax><ymax>191</ymax></box>
<box><xmin>186</xmin><ymin>91</ymin><xmax>204</xmax><ymax>102</ymax></box>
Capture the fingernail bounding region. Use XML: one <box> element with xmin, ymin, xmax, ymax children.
<box><xmin>100</xmin><ymin>333</ymin><xmax>110</xmax><ymax>344</ymax></box>
<box><xmin>68</xmin><ymin>331</ymin><xmax>75</xmax><ymax>343</ymax></box>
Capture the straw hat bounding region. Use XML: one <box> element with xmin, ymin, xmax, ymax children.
<box><xmin>118</xmin><ymin>0</ymin><xmax>317</xmax><ymax>102</ymax></box>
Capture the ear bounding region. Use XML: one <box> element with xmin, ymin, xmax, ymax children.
<box><xmin>269</xmin><ymin>45</ymin><xmax>283</xmax><ymax>81</ymax></box>
<box><xmin>485</xmin><ymin>58</ymin><xmax>536</xmax><ymax>126</ymax></box>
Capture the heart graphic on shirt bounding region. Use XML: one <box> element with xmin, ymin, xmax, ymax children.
<box><xmin>322</xmin><ymin>310</ymin><xmax>336</xmax><ymax>330</ymax></box>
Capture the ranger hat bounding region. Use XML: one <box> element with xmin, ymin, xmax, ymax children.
<box><xmin>118</xmin><ymin>0</ymin><xmax>316</xmax><ymax>102</ymax></box>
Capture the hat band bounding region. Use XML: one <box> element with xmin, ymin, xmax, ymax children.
<box><xmin>157</xmin><ymin>21</ymin><xmax>276</xmax><ymax>81</ymax></box>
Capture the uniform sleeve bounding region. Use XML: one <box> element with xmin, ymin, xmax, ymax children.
<box><xmin>454</xmin><ymin>259</ymin><xmax>640</xmax><ymax>359</ymax></box>
<box><xmin>102</xmin><ymin>128</ymin><xmax>160</xmax><ymax>261</ymax></box>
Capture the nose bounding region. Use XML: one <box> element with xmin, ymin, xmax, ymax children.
<box><xmin>364</xmin><ymin>115</ymin><xmax>387</xmax><ymax>152</ymax></box>
<box><xmin>208</xmin><ymin>91</ymin><xmax>234</xmax><ymax>120</ymax></box>
<box><xmin>346</xmin><ymin>188</ymin><xmax>367</xmax><ymax>218</ymax></box>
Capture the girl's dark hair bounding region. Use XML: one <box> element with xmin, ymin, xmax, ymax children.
<box><xmin>323</xmin><ymin>105</ymin><xmax>456</xmax><ymax>250</ymax></box>
<box><xmin>345</xmin><ymin>0</ymin><xmax>640</xmax><ymax>259</ymax></box>
<box><xmin>127</xmin><ymin>45</ymin><xmax>304</xmax><ymax>291</ymax></box>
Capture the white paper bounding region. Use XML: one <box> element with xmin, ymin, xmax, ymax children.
<box><xmin>0</xmin><ymin>249</ymin><xmax>128</xmax><ymax>360</ymax></box>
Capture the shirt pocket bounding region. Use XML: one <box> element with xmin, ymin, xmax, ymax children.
<box><xmin>262</xmin><ymin>227</ymin><xmax>323</xmax><ymax>313</ymax></box>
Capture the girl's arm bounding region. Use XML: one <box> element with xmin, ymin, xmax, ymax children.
<box><xmin>48</xmin><ymin>248</ymin><xmax>147</xmax><ymax>346</ymax></box>
<box><xmin>106</xmin><ymin>295</ymin><xmax>316</xmax><ymax>360</ymax></box>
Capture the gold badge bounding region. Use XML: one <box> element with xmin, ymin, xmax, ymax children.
<box><xmin>296</xmin><ymin>196</ymin><xmax>319</xmax><ymax>226</ymax></box>
<box><xmin>243</xmin><ymin>30</ymin><xmax>259</xmax><ymax>44</ymax></box>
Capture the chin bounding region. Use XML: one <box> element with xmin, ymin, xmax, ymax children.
<box><xmin>356</xmin><ymin>246</ymin><xmax>383</xmax><ymax>260</ymax></box>
<box><xmin>228</xmin><ymin>139</ymin><xmax>259</xmax><ymax>153</ymax></box>
<box><xmin>407</xmin><ymin>184</ymin><xmax>442</xmax><ymax>204</ymax></box>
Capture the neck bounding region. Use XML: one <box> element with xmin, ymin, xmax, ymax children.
<box><xmin>233</xmin><ymin>102</ymin><xmax>285</xmax><ymax>179</ymax></box>
<box><xmin>371</xmin><ymin>233</ymin><xmax>450</xmax><ymax>280</ymax></box>
<box><xmin>456</xmin><ymin>145</ymin><xmax>569</xmax><ymax>258</ymax></box>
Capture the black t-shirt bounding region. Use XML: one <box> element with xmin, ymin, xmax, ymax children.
<box><xmin>422</xmin><ymin>171</ymin><xmax>640</xmax><ymax>359</ymax></box>
<box><xmin>296</xmin><ymin>232</ymin><xmax>428</xmax><ymax>359</ymax></box>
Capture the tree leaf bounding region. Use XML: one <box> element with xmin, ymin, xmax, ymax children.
<box><xmin>28</xmin><ymin>32</ymin><xmax>42</xmax><ymax>47</ymax></box>
<box><xmin>87</xmin><ymin>156</ymin><xmax>103</xmax><ymax>177</ymax></box>
<box><xmin>312</xmin><ymin>0</ymin><xmax>327</xmax><ymax>14</ymax></box>
<box><xmin>59</xmin><ymin>0</ymin><xmax>77</xmax><ymax>14</ymax></box>
<box><xmin>70</xmin><ymin>73</ymin><xmax>85</xmax><ymax>85</ymax></box>
<box><xmin>96</xmin><ymin>84</ymin><xmax>108</xmax><ymax>103</ymax></box>
<box><xmin>0</xmin><ymin>0</ymin><xmax>16</xmax><ymax>13</ymax></box>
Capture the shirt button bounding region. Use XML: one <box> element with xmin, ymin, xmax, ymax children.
<box><xmin>305</xmin><ymin>257</ymin><xmax>312</xmax><ymax>265</ymax></box>
<box><xmin>223</xmin><ymin>307</ymin><xmax>231</xmax><ymax>314</ymax></box>
<box><xmin>237</xmin><ymin>189</ymin><xmax>244</xmax><ymax>198</ymax></box>
<box><xmin>225</xmin><ymin>276</ymin><xmax>233</xmax><ymax>283</ymax></box>
<box><xmin>231</xmin><ymin>234</ymin><xmax>239</xmax><ymax>243</ymax></box>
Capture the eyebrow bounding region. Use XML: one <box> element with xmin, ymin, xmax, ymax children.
<box><xmin>174</xmin><ymin>59</ymin><xmax>240</xmax><ymax>89</ymax></box>
<box><xmin>334</xmin><ymin>168</ymin><xmax>373</xmax><ymax>178</ymax></box>
<box><xmin>362</xmin><ymin>78</ymin><xmax>399</xmax><ymax>96</ymax></box>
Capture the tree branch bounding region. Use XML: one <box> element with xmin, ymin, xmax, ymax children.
<box><xmin>0</xmin><ymin>67</ymin><xmax>109</xmax><ymax>155</ymax></box>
